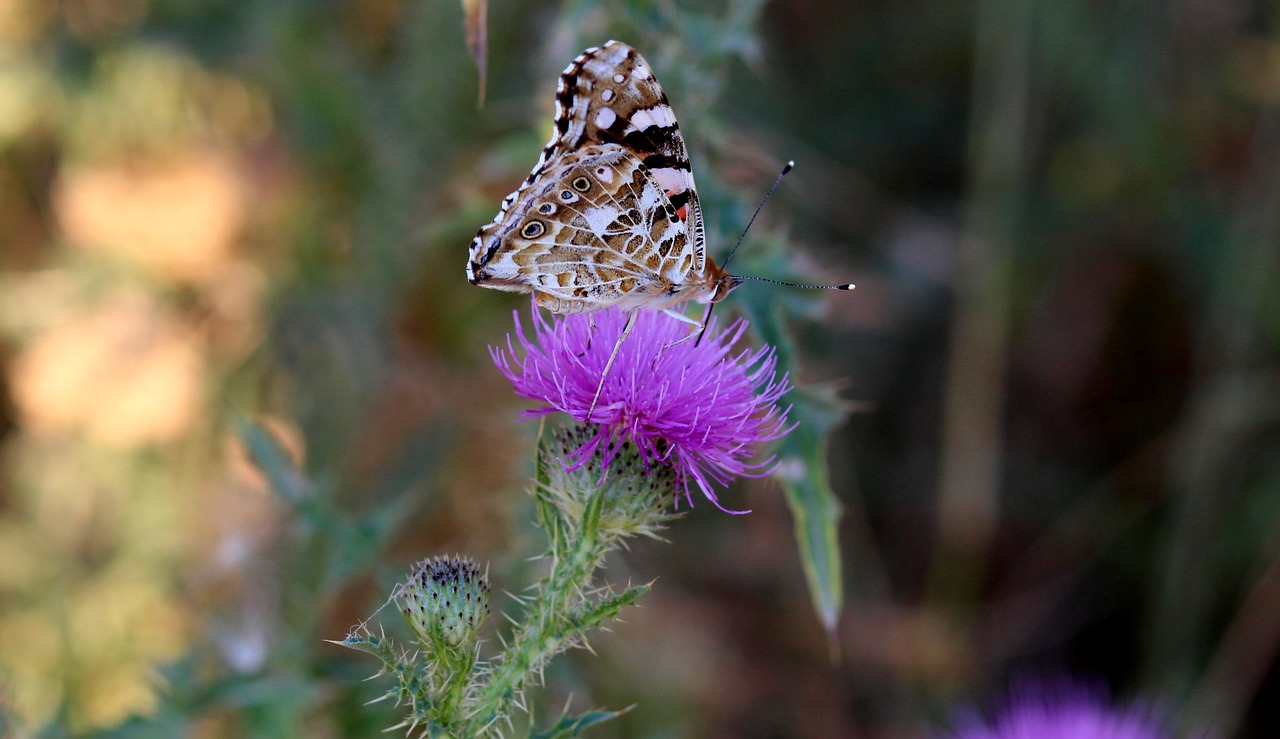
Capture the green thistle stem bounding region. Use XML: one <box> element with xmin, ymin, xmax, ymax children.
<box><xmin>465</xmin><ymin>426</ymin><xmax>673</xmax><ymax>729</ymax></box>
<box><xmin>345</xmin><ymin>426</ymin><xmax>673</xmax><ymax>735</ymax></box>
<box><xmin>434</xmin><ymin>642</ymin><xmax>478</xmax><ymax>726</ymax></box>
<box><xmin>470</xmin><ymin>493</ymin><xmax>605</xmax><ymax>728</ymax></box>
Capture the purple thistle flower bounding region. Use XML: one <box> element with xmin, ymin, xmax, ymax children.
<box><xmin>948</xmin><ymin>678</ymin><xmax>1169</xmax><ymax>739</ymax></box>
<box><xmin>491</xmin><ymin>305</ymin><xmax>792</xmax><ymax>511</ymax></box>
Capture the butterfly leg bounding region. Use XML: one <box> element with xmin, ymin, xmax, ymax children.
<box><xmin>656</xmin><ymin>308</ymin><xmax>704</xmax><ymax>358</ymax></box>
<box><xmin>578</xmin><ymin>313</ymin><xmax>596</xmax><ymax>357</ymax></box>
<box><xmin>588</xmin><ymin>310</ymin><xmax>637</xmax><ymax>421</ymax></box>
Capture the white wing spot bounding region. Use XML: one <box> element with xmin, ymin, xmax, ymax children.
<box><xmin>594</xmin><ymin>108</ymin><xmax>617</xmax><ymax>129</ymax></box>
<box><xmin>649</xmin><ymin>167</ymin><xmax>683</xmax><ymax>195</ymax></box>
<box><xmin>613</xmin><ymin>73</ymin><xmax>626</xmax><ymax>83</ymax></box>
<box><xmin>630</xmin><ymin>107</ymin><xmax>660</xmax><ymax>130</ymax></box>
<box><xmin>632</xmin><ymin>63</ymin><xmax>650</xmax><ymax>79</ymax></box>
<box><xmin>584</xmin><ymin>205</ymin><xmax>621</xmax><ymax>236</ymax></box>
<box><xmin>637</xmin><ymin>181</ymin><xmax>662</xmax><ymax>212</ymax></box>
<box><xmin>601</xmin><ymin>89</ymin><xmax>615</xmax><ymax>102</ymax></box>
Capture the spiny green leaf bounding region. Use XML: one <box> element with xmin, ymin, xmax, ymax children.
<box><xmin>529</xmin><ymin>705</ymin><xmax>634</xmax><ymax>738</ymax></box>
<box><xmin>571</xmin><ymin>582</ymin><xmax>652</xmax><ymax>631</ymax></box>
<box><xmin>734</xmin><ymin>259</ymin><xmax>850</xmax><ymax>635</ymax></box>
<box><xmin>326</xmin><ymin>633</ymin><xmax>395</xmax><ymax>658</ymax></box>
<box><xmin>774</xmin><ymin>388</ymin><xmax>847</xmax><ymax>633</ymax></box>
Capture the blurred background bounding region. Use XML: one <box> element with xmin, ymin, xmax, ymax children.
<box><xmin>1</xmin><ymin>0</ymin><xmax>1279</xmax><ymax>736</ymax></box>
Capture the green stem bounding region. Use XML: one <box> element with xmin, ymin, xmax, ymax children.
<box><xmin>432</xmin><ymin>644</ymin><xmax>479</xmax><ymax>727</ymax></box>
<box><xmin>468</xmin><ymin>511</ymin><xmax>604</xmax><ymax>731</ymax></box>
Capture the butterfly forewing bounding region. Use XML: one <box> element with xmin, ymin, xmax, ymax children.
<box><xmin>468</xmin><ymin>40</ymin><xmax>711</xmax><ymax>312</ymax></box>
<box><xmin>557</xmin><ymin>42</ymin><xmax>704</xmax><ymax>251</ymax></box>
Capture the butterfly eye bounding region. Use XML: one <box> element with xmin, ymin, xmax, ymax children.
<box><xmin>572</xmin><ymin>176</ymin><xmax>591</xmax><ymax>192</ymax></box>
<box><xmin>522</xmin><ymin>220</ymin><xmax>546</xmax><ymax>238</ymax></box>
<box><xmin>538</xmin><ymin>203</ymin><xmax>555</xmax><ymax>215</ymax></box>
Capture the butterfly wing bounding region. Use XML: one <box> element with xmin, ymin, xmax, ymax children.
<box><xmin>469</xmin><ymin>143</ymin><xmax>699</xmax><ymax>313</ymax></box>
<box><xmin>553</xmin><ymin>40</ymin><xmax>704</xmax><ymax>262</ymax></box>
<box><xmin>468</xmin><ymin>41</ymin><xmax>707</xmax><ymax>303</ymax></box>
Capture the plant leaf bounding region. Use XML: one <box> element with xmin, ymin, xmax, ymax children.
<box><xmin>774</xmin><ymin>387</ymin><xmax>847</xmax><ymax>634</ymax></box>
<box><xmin>570</xmin><ymin>582</ymin><xmax>652</xmax><ymax>631</ymax></box>
<box><xmin>236</xmin><ymin>418</ymin><xmax>310</xmax><ymax>505</ymax></box>
<box><xmin>735</xmin><ymin>271</ymin><xmax>849</xmax><ymax>635</ymax></box>
<box><xmin>529</xmin><ymin>706</ymin><xmax>634</xmax><ymax>738</ymax></box>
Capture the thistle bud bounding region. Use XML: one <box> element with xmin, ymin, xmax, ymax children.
<box><xmin>395</xmin><ymin>556</ymin><xmax>490</xmax><ymax>651</ymax></box>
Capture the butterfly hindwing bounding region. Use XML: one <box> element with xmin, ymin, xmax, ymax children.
<box><xmin>471</xmin><ymin>144</ymin><xmax>698</xmax><ymax>313</ymax></box>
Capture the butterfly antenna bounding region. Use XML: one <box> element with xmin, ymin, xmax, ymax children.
<box><xmin>734</xmin><ymin>275</ymin><xmax>854</xmax><ymax>291</ymax></box>
<box><xmin>720</xmin><ymin>160</ymin><xmax>794</xmax><ymax>271</ymax></box>
<box><xmin>696</xmin><ymin>161</ymin><xmax>796</xmax><ymax>348</ymax></box>
<box><xmin>696</xmin><ymin>161</ymin><xmax>855</xmax><ymax>345</ymax></box>
<box><xmin>693</xmin><ymin>272</ymin><xmax>854</xmax><ymax>347</ymax></box>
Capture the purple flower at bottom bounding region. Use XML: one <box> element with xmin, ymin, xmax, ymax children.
<box><xmin>491</xmin><ymin>305</ymin><xmax>792</xmax><ymax>511</ymax></box>
<box><xmin>949</xmin><ymin>679</ymin><xmax>1169</xmax><ymax>739</ymax></box>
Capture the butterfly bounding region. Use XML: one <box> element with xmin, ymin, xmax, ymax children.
<box><xmin>467</xmin><ymin>40</ymin><xmax>850</xmax><ymax>414</ymax></box>
<box><xmin>466</xmin><ymin>40</ymin><xmax>732</xmax><ymax>313</ymax></box>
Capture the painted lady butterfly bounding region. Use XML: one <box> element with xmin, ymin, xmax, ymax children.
<box><xmin>466</xmin><ymin>39</ymin><xmax>740</xmax><ymax>318</ymax></box>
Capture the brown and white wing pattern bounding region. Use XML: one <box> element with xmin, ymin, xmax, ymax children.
<box><xmin>467</xmin><ymin>41</ymin><xmax>709</xmax><ymax>312</ymax></box>
<box><xmin>552</xmin><ymin>40</ymin><xmax>704</xmax><ymax>259</ymax></box>
<box><xmin>468</xmin><ymin>143</ymin><xmax>698</xmax><ymax>313</ymax></box>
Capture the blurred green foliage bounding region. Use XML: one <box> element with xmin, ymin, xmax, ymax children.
<box><xmin>1</xmin><ymin>0</ymin><xmax>1279</xmax><ymax>736</ymax></box>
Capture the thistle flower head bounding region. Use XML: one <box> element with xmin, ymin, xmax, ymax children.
<box><xmin>394</xmin><ymin>556</ymin><xmax>490</xmax><ymax>651</ymax></box>
<box><xmin>949</xmin><ymin>679</ymin><xmax>1169</xmax><ymax>739</ymax></box>
<box><xmin>492</xmin><ymin>306</ymin><xmax>792</xmax><ymax>511</ymax></box>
